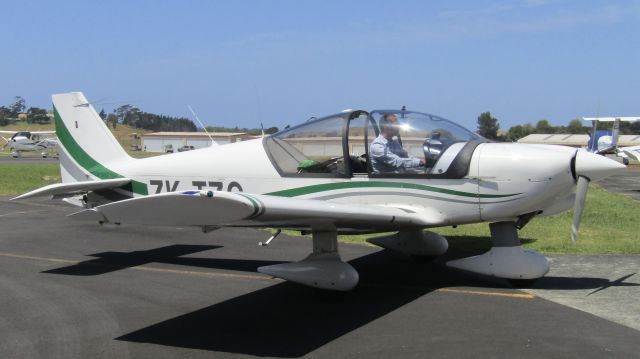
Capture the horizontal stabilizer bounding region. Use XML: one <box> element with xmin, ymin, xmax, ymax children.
<box><xmin>69</xmin><ymin>190</ymin><xmax>445</xmax><ymax>229</ymax></box>
<box><xmin>12</xmin><ymin>178</ymin><xmax>131</xmax><ymax>200</ymax></box>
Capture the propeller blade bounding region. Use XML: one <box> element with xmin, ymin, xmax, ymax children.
<box><xmin>571</xmin><ymin>175</ymin><xmax>590</xmax><ymax>243</ymax></box>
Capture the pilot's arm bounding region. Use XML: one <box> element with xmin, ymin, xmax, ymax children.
<box><xmin>370</xmin><ymin>140</ymin><xmax>422</xmax><ymax>172</ymax></box>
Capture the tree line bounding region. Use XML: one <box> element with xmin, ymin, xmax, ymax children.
<box><xmin>0</xmin><ymin>97</ymin><xmax>280</xmax><ymax>134</ymax></box>
<box><xmin>0</xmin><ymin>96</ymin><xmax>50</xmax><ymax>125</ymax></box>
<box><xmin>103</xmin><ymin>105</ymin><xmax>280</xmax><ymax>134</ymax></box>
<box><xmin>101</xmin><ymin>104</ymin><xmax>198</xmax><ymax>132</ymax></box>
<box><xmin>477</xmin><ymin>112</ymin><xmax>640</xmax><ymax>142</ymax></box>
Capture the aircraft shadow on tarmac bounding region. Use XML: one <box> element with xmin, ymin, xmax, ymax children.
<box><xmin>41</xmin><ymin>244</ymin><xmax>283</xmax><ymax>275</ymax></box>
<box><xmin>41</xmin><ymin>244</ymin><xmax>639</xmax><ymax>357</ymax></box>
<box><xmin>534</xmin><ymin>273</ymin><xmax>639</xmax><ymax>294</ymax></box>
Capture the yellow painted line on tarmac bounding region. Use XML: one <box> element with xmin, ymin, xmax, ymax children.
<box><xmin>0</xmin><ymin>251</ymin><xmax>279</xmax><ymax>282</ymax></box>
<box><xmin>132</xmin><ymin>265</ymin><xmax>278</xmax><ymax>282</ymax></box>
<box><xmin>436</xmin><ymin>287</ymin><xmax>535</xmax><ymax>299</ymax></box>
<box><xmin>362</xmin><ymin>283</ymin><xmax>535</xmax><ymax>299</ymax></box>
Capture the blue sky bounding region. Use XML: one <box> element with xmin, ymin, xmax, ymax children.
<box><xmin>1</xmin><ymin>0</ymin><xmax>639</xmax><ymax>130</ymax></box>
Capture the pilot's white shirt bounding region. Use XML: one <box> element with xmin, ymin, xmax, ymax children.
<box><xmin>369</xmin><ymin>135</ymin><xmax>421</xmax><ymax>173</ymax></box>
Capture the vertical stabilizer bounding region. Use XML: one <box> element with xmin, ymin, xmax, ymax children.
<box><xmin>53</xmin><ymin>92</ymin><xmax>132</xmax><ymax>183</ymax></box>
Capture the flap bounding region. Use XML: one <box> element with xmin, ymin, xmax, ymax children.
<box><xmin>69</xmin><ymin>190</ymin><xmax>446</xmax><ymax>230</ymax></box>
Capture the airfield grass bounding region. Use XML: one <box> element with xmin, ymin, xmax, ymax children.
<box><xmin>1</xmin><ymin>162</ymin><xmax>638</xmax><ymax>254</ymax></box>
<box><xmin>0</xmin><ymin>163</ymin><xmax>60</xmax><ymax>196</ymax></box>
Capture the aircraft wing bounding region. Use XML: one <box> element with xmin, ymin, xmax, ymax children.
<box><xmin>12</xmin><ymin>178</ymin><xmax>132</xmax><ymax>200</ymax></box>
<box><xmin>30</xmin><ymin>131</ymin><xmax>56</xmax><ymax>135</ymax></box>
<box><xmin>0</xmin><ymin>130</ymin><xmax>18</xmax><ymax>135</ymax></box>
<box><xmin>69</xmin><ymin>190</ymin><xmax>446</xmax><ymax>230</ymax></box>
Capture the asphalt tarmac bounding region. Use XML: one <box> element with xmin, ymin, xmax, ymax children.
<box><xmin>0</xmin><ymin>198</ymin><xmax>639</xmax><ymax>358</ymax></box>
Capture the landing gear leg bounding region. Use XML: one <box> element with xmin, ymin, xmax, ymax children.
<box><xmin>258</xmin><ymin>228</ymin><xmax>359</xmax><ymax>291</ymax></box>
<box><xmin>446</xmin><ymin>221</ymin><xmax>549</xmax><ymax>282</ymax></box>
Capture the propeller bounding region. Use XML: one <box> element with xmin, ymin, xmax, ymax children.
<box><xmin>571</xmin><ymin>175</ymin><xmax>589</xmax><ymax>242</ymax></box>
<box><xmin>1</xmin><ymin>136</ymin><xmax>8</xmax><ymax>149</ymax></box>
<box><xmin>570</xmin><ymin>150</ymin><xmax>625</xmax><ymax>242</ymax></box>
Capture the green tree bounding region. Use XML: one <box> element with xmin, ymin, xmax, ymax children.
<box><xmin>567</xmin><ymin>119</ymin><xmax>585</xmax><ymax>134</ymax></box>
<box><xmin>107</xmin><ymin>113</ymin><xmax>118</xmax><ymax>130</ymax></box>
<box><xmin>99</xmin><ymin>108</ymin><xmax>107</xmax><ymax>121</ymax></box>
<box><xmin>264</xmin><ymin>126</ymin><xmax>279</xmax><ymax>134</ymax></box>
<box><xmin>26</xmin><ymin>107</ymin><xmax>49</xmax><ymax>124</ymax></box>
<box><xmin>507</xmin><ymin>125</ymin><xmax>525</xmax><ymax>141</ymax></box>
<box><xmin>535</xmin><ymin>119</ymin><xmax>553</xmax><ymax>134</ymax></box>
<box><xmin>10</xmin><ymin>96</ymin><xmax>26</xmax><ymax>117</ymax></box>
<box><xmin>477</xmin><ymin>112</ymin><xmax>500</xmax><ymax>140</ymax></box>
<box><xmin>0</xmin><ymin>106</ymin><xmax>11</xmax><ymax>126</ymax></box>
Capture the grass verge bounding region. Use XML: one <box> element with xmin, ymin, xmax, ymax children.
<box><xmin>0</xmin><ymin>164</ymin><xmax>60</xmax><ymax>196</ymax></box>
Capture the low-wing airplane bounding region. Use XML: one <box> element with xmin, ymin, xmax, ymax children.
<box><xmin>0</xmin><ymin>130</ymin><xmax>58</xmax><ymax>158</ymax></box>
<box><xmin>15</xmin><ymin>92</ymin><xmax>625</xmax><ymax>291</ymax></box>
<box><xmin>583</xmin><ymin>116</ymin><xmax>640</xmax><ymax>165</ymax></box>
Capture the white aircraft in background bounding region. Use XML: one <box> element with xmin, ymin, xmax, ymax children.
<box><xmin>0</xmin><ymin>130</ymin><xmax>58</xmax><ymax>158</ymax></box>
<box><xmin>15</xmin><ymin>92</ymin><xmax>625</xmax><ymax>291</ymax></box>
<box><xmin>583</xmin><ymin>116</ymin><xmax>640</xmax><ymax>165</ymax></box>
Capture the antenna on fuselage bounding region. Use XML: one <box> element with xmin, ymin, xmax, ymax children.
<box><xmin>187</xmin><ymin>105</ymin><xmax>217</xmax><ymax>147</ymax></box>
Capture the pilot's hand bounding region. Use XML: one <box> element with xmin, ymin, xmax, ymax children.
<box><xmin>419</xmin><ymin>159</ymin><xmax>426</xmax><ymax>166</ymax></box>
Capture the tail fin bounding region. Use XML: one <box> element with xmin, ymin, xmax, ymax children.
<box><xmin>53</xmin><ymin>92</ymin><xmax>132</xmax><ymax>183</ymax></box>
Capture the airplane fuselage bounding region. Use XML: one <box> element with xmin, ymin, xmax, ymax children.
<box><xmin>63</xmin><ymin>138</ymin><xmax>578</xmax><ymax>228</ymax></box>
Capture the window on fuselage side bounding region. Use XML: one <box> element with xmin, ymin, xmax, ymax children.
<box><xmin>264</xmin><ymin>115</ymin><xmax>347</xmax><ymax>177</ymax></box>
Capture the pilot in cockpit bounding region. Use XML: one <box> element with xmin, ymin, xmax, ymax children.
<box><xmin>370</xmin><ymin>114</ymin><xmax>425</xmax><ymax>173</ymax></box>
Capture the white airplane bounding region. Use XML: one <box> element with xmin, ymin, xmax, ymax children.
<box><xmin>0</xmin><ymin>130</ymin><xmax>58</xmax><ymax>158</ymax></box>
<box><xmin>15</xmin><ymin>92</ymin><xmax>625</xmax><ymax>291</ymax></box>
<box><xmin>583</xmin><ymin>116</ymin><xmax>640</xmax><ymax>165</ymax></box>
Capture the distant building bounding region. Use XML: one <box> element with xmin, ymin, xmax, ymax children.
<box><xmin>141</xmin><ymin>132</ymin><xmax>257</xmax><ymax>153</ymax></box>
<box><xmin>517</xmin><ymin>134</ymin><xmax>640</xmax><ymax>148</ymax></box>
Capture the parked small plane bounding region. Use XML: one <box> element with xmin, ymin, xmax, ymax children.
<box><xmin>0</xmin><ymin>130</ymin><xmax>58</xmax><ymax>158</ymax></box>
<box><xmin>583</xmin><ymin>116</ymin><xmax>640</xmax><ymax>165</ymax></box>
<box><xmin>15</xmin><ymin>92</ymin><xmax>625</xmax><ymax>290</ymax></box>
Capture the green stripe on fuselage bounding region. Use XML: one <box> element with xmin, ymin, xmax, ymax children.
<box><xmin>266</xmin><ymin>181</ymin><xmax>518</xmax><ymax>199</ymax></box>
<box><xmin>54</xmin><ymin>106</ymin><xmax>148</xmax><ymax>195</ymax></box>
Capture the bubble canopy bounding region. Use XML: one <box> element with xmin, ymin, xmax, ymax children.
<box><xmin>263</xmin><ymin>109</ymin><xmax>484</xmax><ymax>178</ymax></box>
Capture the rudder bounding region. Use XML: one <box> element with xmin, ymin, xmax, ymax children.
<box><xmin>53</xmin><ymin>92</ymin><xmax>132</xmax><ymax>183</ymax></box>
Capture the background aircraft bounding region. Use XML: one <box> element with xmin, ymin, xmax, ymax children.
<box><xmin>0</xmin><ymin>130</ymin><xmax>58</xmax><ymax>158</ymax></box>
<box><xmin>16</xmin><ymin>92</ymin><xmax>625</xmax><ymax>291</ymax></box>
<box><xmin>583</xmin><ymin>116</ymin><xmax>640</xmax><ymax>165</ymax></box>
